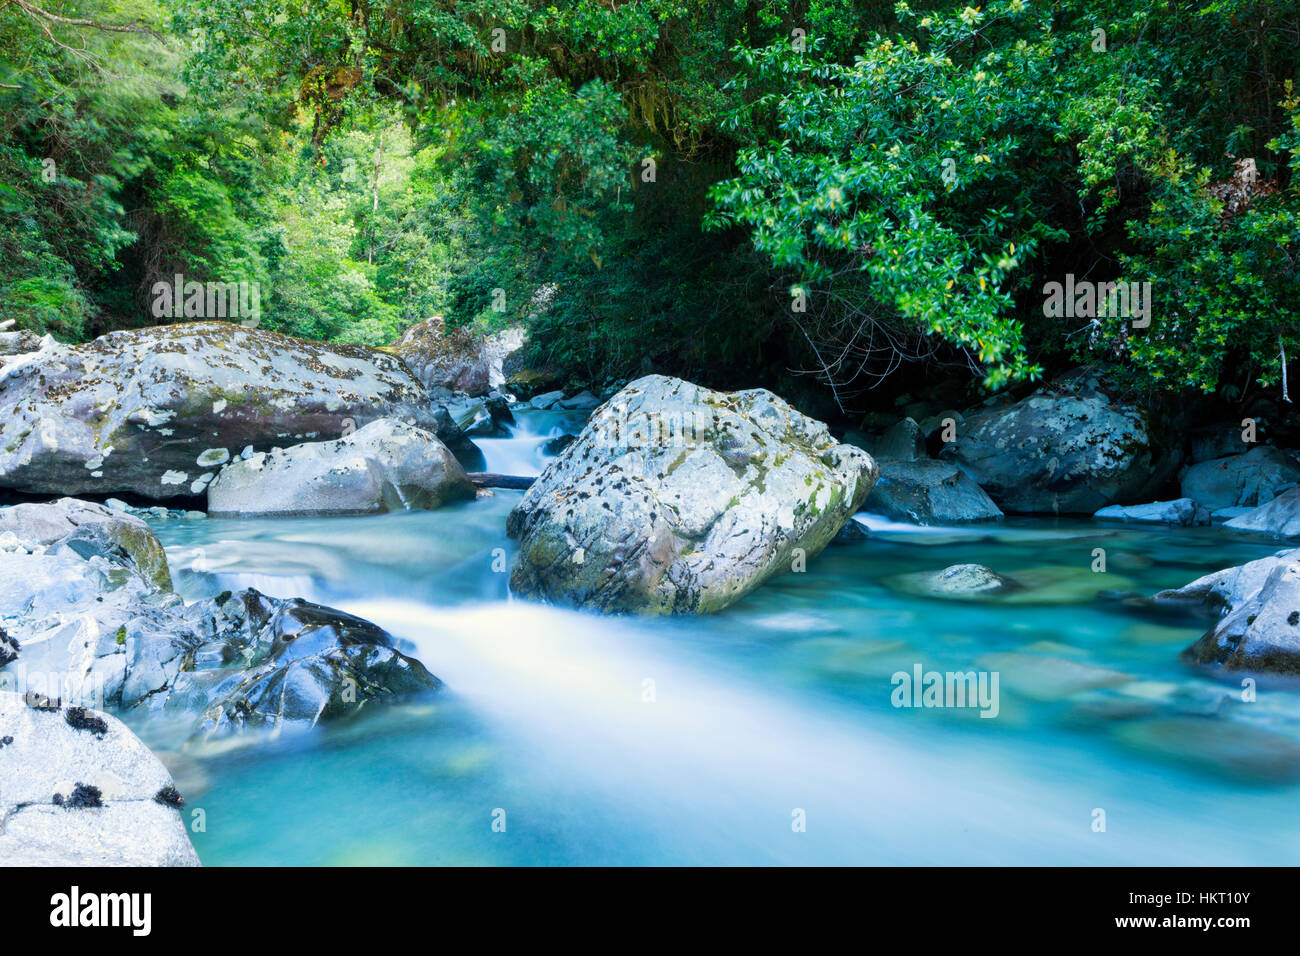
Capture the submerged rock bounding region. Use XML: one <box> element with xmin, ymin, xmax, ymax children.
<box><xmin>885</xmin><ymin>563</ymin><xmax>1016</xmax><ymax>600</ymax></box>
<box><xmin>928</xmin><ymin>564</ymin><xmax>1013</xmax><ymax>594</ymax></box>
<box><xmin>507</xmin><ymin>375</ymin><xmax>878</xmax><ymax>614</ymax></box>
<box><xmin>942</xmin><ymin>374</ymin><xmax>1174</xmax><ymax>513</ymax></box>
<box><xmin>0</xmin><ymin>321</ymin><xmax>479</xmax><ymax>499</ymax></box>
<box><xmin>975</xmin><ymin>652</ymin><xmax>1131</xmax><ymax>700</ymax></box>
<box><xmin>1224</xmin><ymin>486</ymin><xmax>1300</xmax><ymax>537</ymax></box>
<box><xmin>1113</xmin><ymin>716</ymin><xmax>1300</xmax><ymax>784</ymax></box>
<box><xmin>864</xmin><ymin>459</ymin><xmax>1003</xmax><ymax>524</ymax></box>
<box><xmin>1180</xmin><ymin>446</ymin><xmax>1300</xmax><ymax>511</ymax></box>
<box><xmin>0</xmin><ymin>691</ymin><xmax>199</xmax><ymax>865</ymax></box>
<box><xmin>1093</xmin><ymin>498</ymin><xmax>1211</xmax><ymax>527</ymax></box>
<box><xmin>207</xmin><ymin>419</ymin><xmax>475</xmax><ymax>516</ymax></box>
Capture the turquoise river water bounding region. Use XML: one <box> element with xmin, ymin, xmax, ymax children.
<box><xmin>130</xmin><ymin>410</ymin><xmax>1300</xmax><ymax>865</ymax></box>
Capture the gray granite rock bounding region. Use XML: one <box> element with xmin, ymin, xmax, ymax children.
<box><xmin>207</xmin><ymin>418</ymin><xmax>474</xmax><ymax>516</ymax></box>
<box><xmin>0</xmin><ymin>691</ymin><xmax>199</xmax><ymax>866</ymax></box>
<box><xmin>508</xmin><ymin>375</ymin><xmax>878</xmax><ymax>614</ymax></box>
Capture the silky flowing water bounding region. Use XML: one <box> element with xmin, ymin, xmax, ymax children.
<box><xmin>132</xmin><ymin>410</ymin><xmax>1300</xmax><ymax>865</ymax></box>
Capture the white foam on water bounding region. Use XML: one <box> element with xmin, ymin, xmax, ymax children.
<box><xmin>339</xmin><ymin>597</ymin><xmax>1274</xmax><ymax>865</ymax></box>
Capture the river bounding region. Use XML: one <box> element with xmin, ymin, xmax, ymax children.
<box><xmin>131</xmin><ymin>410</ymin><xmax>1300</xmax><ymax>865</ymax></box>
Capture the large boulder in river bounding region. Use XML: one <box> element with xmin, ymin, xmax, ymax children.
<box><xmin>0</xmin><ymin>321</ymin><xmax>479</xmax><ymax>499</ymax></box>
<box><xmin>942</xmin><ymin>375</ymin><xmax>1173</xmax><ymax>514</ymax></box>
<box><xmin>0</xmin><ymin>691</ymin><xmax>200</xmax><ymax>865</ymax></box>
<box><xmin>507</xmin><ymin>375</ymin><xmax>878</xmax><ymax>614</ymax></box>
<box><xmin>1157</xmin><ymin>547</ymin><xmax>1300</xmax><ymax>675</ymax></box>
<box><xmin>863</xmin><ymin>460</ymin><xmax>1002</xmax><ymax>524</ymax></box>
<box><xmin>207</xmin><ymin>419</ymin><xmax>474</xmax><ymax>516</ymax></box>
<box><xmin>1180</xmin><ymin>446</ymin><xmax>1300</xmax><ymax>511</ymax></box>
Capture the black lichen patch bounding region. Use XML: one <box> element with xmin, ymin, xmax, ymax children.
<box><xmin>0</xmin><ymin>735</ymin><xmax>12</xmax><ymax>748</ymax></box>
<box><xmin>65</xmin><ymin>707</ymin><xmax>109</xmax><ymax>738</ymax></box>
<box><xmin>1289</xmin><ymin>611</ymin><xmax>1299</xmax><ymax>627</ymax></box>
<box><xmin>54</xmin><ymin>783</ymin><xmax>103</xmax><ymax>809</ymax></box>
<box><xmin>24</xmin><ymin>691</ymin><xmax>60</xmax><ymax>712</ymax></box>
<box><xmin>0</xmin><ymin>626</ymin><xmax>17</xmax><ymax>667</ymax></box>
<box><xmin>153</xmin><ymin>785</ymin><xmax>184</xmax><ymax>808</ymax></box>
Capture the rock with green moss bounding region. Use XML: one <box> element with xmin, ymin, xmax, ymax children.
<box><xmin>0</xmin><ymin>497</ymin><xmax>172</xmax><ymax>590</ymax></box>
<box><xmin>506</xmin><ymin>374</ymin><xmax>878</xmax><ymax>614</ymax></box>
<box><xmin>0</xmin><ymin>321</ymin><xmax>481</xmax><ymax>500</ymax></box>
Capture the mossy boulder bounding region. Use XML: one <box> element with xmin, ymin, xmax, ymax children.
<box><xmin>506</xmin><ymin>375</ymin><xmax>878</xmax><ymax>614</ymax></box>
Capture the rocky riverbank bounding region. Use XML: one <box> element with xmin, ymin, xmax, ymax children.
<box><xmin>5</xmin><ymin>318</ymin><xmax>1300</xmax><ymax>864</ymax></box>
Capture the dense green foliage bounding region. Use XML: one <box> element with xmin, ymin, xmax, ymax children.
<box><xmin>1</xmin><ymin>0</ymin><xmax>1297</xmax><ymax>408</ymax></box>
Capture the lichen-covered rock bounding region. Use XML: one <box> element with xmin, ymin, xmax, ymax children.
<box><xmin>0</xmin><ymin>692</ymin><xmax>199</xmax><ymax>866</ymax></box>
<box><xmin>507</xmin><ymin>375</ymin><xmax>878</xmax><ymax>614</ymax></box>
<box><xmin>0</xmin><ymin>321</ymin><xmax>479</xmax><ymax>499</ymax></box>
<box><xmin>1180</xmin><ymin>446</ymin><xmax>1300</xmax><ymax>511</ymax></box>
<box><xmin>207</xmin><ymin>419</ymin><xmax>474</xmax><ymax>516</ymax></box>
<box><xmin>1182</xmin><ymin>560</ymin><xmax>1300</xmax><ymax>674</ymax></box>
<box><xmin>1094</xmin><ymin>498</ymin><xmax>1212</xmax><ymax>527</ymax></box>
<box><xmin>0</xmin><ymin>329</ymin><xmax>43</xmax><ymax>357</ymax></box>
<box><xmin>942</xmin><ymin>374</ymin><xmax>1174</xmax><ymax>514</ymax></box>
<box><xmin>864</xmin><ymin>459</ymin><xmax>1002</xmax><ymax>524</ymax></box>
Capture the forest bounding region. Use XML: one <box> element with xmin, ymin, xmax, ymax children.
<box><xmin>2</xmin><ymin>0</ymin><xmax>1296</xmax><ymax>420</ymax></box>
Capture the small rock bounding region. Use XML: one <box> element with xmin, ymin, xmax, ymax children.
<box><xmin>1093</xmin><ymin>498</ymin><xmax>1211</xmax><ymax>526</ymax></box>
